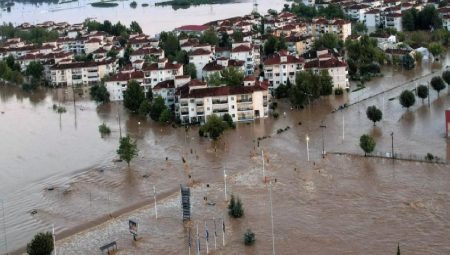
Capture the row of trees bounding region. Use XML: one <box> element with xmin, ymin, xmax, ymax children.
<box><xmin>287</xmin><ymin>70</ymin><xmax>334</xmax><ymax>107</ymax></box>
<box><xmin>263</xmin><ymin>35</ymin><xmax>287</xmax><ymax>56</ymax></box>
<box><xmin>402</xmin><ymin>5</ymin><xmax>442</xmax><ymax>32</ymax></box>
<box><xmin>0</xmin><ymin>23</ymin><xmax>59</xmax><ymax>44</ymax></box>
<box><xmin>345</xmin><ymin>36</ymin><xmax>384</xmax><ymax>79</ymax></box>
<box><xmin>84</xmin><ymin>20</ymin><xmax>142</xmax><ymax>38</ymax></box>
<box><xmin>206</xmin><ymin>67</ymin><xmax>244</xmax><ymax>87</ymax></box>
<box><xmin>0</xmin><ymin>56</ymin><xmax>44</xmax><ymax>89</ymax></box>
<box><xmin>288</xmin><ymin>3</ymin><xmax>346</xmax><ymax>20</ymax></box>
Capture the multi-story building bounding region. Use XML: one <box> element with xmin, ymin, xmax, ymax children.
<box><xmin>105</xmin><ymin>70</ymin><xmax>145</xmax><ymax>101</ymax></box>
<box><xmin>304</xmin><ymin>52</ymin><xmax>349</xmax><ymax>89</ymax></box>
<box><xmin>129</xmin><ymin>47</ymin><xmax>165</xmax><ymax>63</ymax></box>
<box><xmin>175</xmin><ymin>81</ymin><xmax>270</xmax><ymax>124</ymax></box>
<box><xmin>142</xmin><ymin>58</ymin><xmax>183</xmax><ymax>88</ymax></box>
<box><xmin>263</xmin><ymin>51</ymin><xmax>304</xmax><ymax>91</ymax></box>
<box><xmin>189</xmin><ymin>48</ymin><xmax>214</xmax><ymax>79</ymax></box>
<box><xmin>346</xmin><ymin>4</ymin><xmax>371</xmax><ymax>22</ymax></box>
<box><xmin>230</xmin><ymin>42</ymin><xmax>258</xmax><ymax>75</ymax></box>
<box><xmin>50</xmin><ymin>59</ymin><xmax>118</xmax><ymax>86</ymax></box>
<box><xmin>308</xmin><ymin>18</ymin><xmax>352</xmax><ymax>41</ymax></box>
<box><xmin>383</xmin><ymin>12</ymin><xmax>403</xmax><ymax>32</ymax></box>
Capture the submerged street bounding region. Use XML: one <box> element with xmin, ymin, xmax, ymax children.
<box><xmin>0</xmin><ymin>54</ymin><xmax>449</xmax><ymax>253</ymax></box>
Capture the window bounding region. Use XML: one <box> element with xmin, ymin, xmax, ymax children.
<box><xmin>231</xmin><ymin>97</ymin><xmax>234</xmax><ymax>100</ymax></box>
<box><xmin>232</xmin><ymin>105</ymin><xmax>235</xmax><ymax>109</ymax></box>
<box><xmin>207</xmin><ymin>107</ymin><xmax>210</xmax><ymax>111</ymax></box>
<box><xmin>232</xmin><ymin>114</ymin><xmax>235</xmax><ymax>117</ymax></box>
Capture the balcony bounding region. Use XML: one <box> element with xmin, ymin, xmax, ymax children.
<box><xmin>237</xmin><ymin>107</ymin><xmax>253</xmax><ymax>112</ymax></box>
<box><xmin>212</xmin><ymin>99</ymin><xmax>228</xmax><ymax>104</ymax></box>
<box><xmin>213</xmin><ymin>109</ymin><xmax>229</xmax><ymax>113</ymax></box>
<box><xmin>180</xmin><ymin>101</ymin><xmax>188</xmax><ymax>107</ymax></box>
<box><xmin>237</xmin><ymin>98</ymin><xmax>252</xmax><ymax>103</ymax></box>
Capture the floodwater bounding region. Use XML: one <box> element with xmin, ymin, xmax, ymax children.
<box><xmin>0</xmin><ymin>0</ymin><xmax>287</xmax><ymax>36</ymax></box>
<box><xmin>0</xmin><ymin>54</ymin><xmax>450</xmax><ymax>253</ymax></box>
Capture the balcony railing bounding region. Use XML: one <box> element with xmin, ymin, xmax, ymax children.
<box><xmin>212</xmin><ymin>100</ymin><xmax>228</xmax><ymax>104</ymax></box>
<box><xmin>213</xmin><ymin>109</ymin><xmax>229</xmax><ymax>113</ymax></box>
<box><xmin>237</xmin><ymin>98</ymin><xmax>252</xmax><ymax>103</ymax></box>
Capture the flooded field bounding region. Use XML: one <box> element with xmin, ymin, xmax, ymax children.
<box><xmin>0</xmin><ymin>58</ymin><xmax>449</xmax><ymax>253</ymax></box>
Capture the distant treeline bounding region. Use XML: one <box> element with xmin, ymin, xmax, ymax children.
<box><xmin>155</xmin><ymin>0</ymin><xmax>233</xmax><ymax>7</ymax></box>
<box><xmin>0</xmin><ymin>23</ymin><xmax>59</xmax><ymax>44</ymax></box>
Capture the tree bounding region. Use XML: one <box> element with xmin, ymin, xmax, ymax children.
<box><xmin>138</xmin><ymin>99</ymin><xmax>151</xmax><ymax>116</ymax></box>
<box><xmin>117</xmin><ymin>135</ymin><xmax>138</xmax><ymax>167</ymax></box>
<box><xmin>314</xmin><ymin>33</ymin><xmax>341</xmax><ymax>50</ymax></box>
<box><xmin>25</xmin><ymin>61</ymin><xmax>44</xmax><ymax>81</ymax></box>
<box><xmin>219</xmin><ymin>32</ymin><xmax>231</xmax><ymax>48</ymax></box>
<box><xmin>276</xmin><ymin>34</ymin><xmax>287</xmax><ymax>51</ymax></box>
<box><xmin>175</xmin><ymin>50</ymin><xmax>189</xmax><ymax>64</ymax></box>
<box><xmin>244</xmin><ymin>229</ymin><xmax>256</xmax><ymax>246</ymax></box>
<box><xmin>200</xmin><ymin>28</ymin><xmax>219</xmax><ymax>46</ymax></box>
<box><xmin>442</xmin><ymin>70</ymin><xmax>450</xmax><ymax>93</ymax></box>
<box><xmin>123</xmin><ymin>80</ymin><xmax>145</xmax><ymax>112</ymax></box>
<box><xmin>130</xmin><ymin>1</ymin><xmax>137</xmax><ymax>8</ymax></box>
<box><xmin>221</xmin><ymin>67</ymin><xmax>244</xmax><ymax>86</ymax></box>
<box><xmin>430</xmin><ymin>76</ymin><xmax>446</xmax><ymax>96</ymax></box>
<box><xmin>353</xmin><ymin>22</ymin><xmax>368</xmax><ymax>34</ymax></box>
<box><xmin>402</xmin><ymin>9</ymin><xmax>416</xmax><ymax>31</ymax></box>
<box><xmin>98</xmin><ymin>123</ymin><xmax>111</xmax><ymax>137</ymax></box>
<box><xmin>206</xmin><ymin>72</ymin><xmax>223</xmax><ymax>87</ymax></box>
<box><xmin>228</xmin><ymin>194</ymin><xmax>244</xmax><ymax>218</ymax></box>
<box><xmin>159</xmin><ymin>108</ymin><xmax>172</xmax><ymax>123</ymax></box>
<box><xmin>319</xmin><ymin>70</ymin><xmax>333</xmax><ymax>96</ymax></box>
<box><xmin>129</xmin><ymin>21</ymin><xmax>142</xmax><ymax>34</ymax></box>
<box><xmin>222</xmin><ymin>113</ymin><xmax>235</xmax><ymax>128</ymax></box>
<box><xmin>27</xmin><ymin>232</ymin><xmax>53</xmax><ymax>255</ymax></box>
<box><xmin>150</xmin><ymin>96</ymin><xmax>166</xmax><ymax>121</ymax></box>
<box><xmin>402</xmin><ymin>54</ymin><xmax>415</xmax><ymax>70</ymax></box>
<box><xmin>90</xmin><ymin>85</ymin><xmax>110</xmax><ymax>104</ymax></box>
<box><xmin>416</xmin><ymin>85</ymin><xmax>428</xmax><ymax>103</ymax></box>
<box><xmin>359</xmin><ymin>134</ymin><xmax>376</xmax><ymax>156</ymax></box>
<box><xmin>428</xmin><ymin>42</ymin><xmax>444</xmax><ymax>59</ymax></box>
<box><xmin>159</xmin><ymin>31</ymin><xmax>180</xmax><ymax>60</ymax></box>
<box><xmin>232</xmin><ymin>30</ymin><xmax>244</xmax><ymax>42</ymax></box>
<box><xmin>366</xmin><ymin>105</ymin><xmax>382</xmax><ymax>126</ymax></box>
<box><xmin>264</xmin><ymin>36</ymin><xmax>277</xmax><ymax>56</ymax></box>
<box><xmin>184</xmin><ymin>63</ymin><xmax>197</xmax><ymax>79</ymax></box>
<box><xmin>199</xmin><ymin>114</ymin><xmax>228</xmax><ymax>140</ymax></box>
<box><xmin>399</xmin><ymin>90</ymin><xmax>416</xmax><ymax>110</ymax></box>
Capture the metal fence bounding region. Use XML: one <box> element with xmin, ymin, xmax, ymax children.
<box><xmin>329</xmin><ymin>151</ymin><xmax>449</xmax><ymax>165</ymax></box>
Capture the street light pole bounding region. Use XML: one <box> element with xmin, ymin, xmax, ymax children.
<box><xmin>320</xmin><ymin>121</ymin><xmax>327</xmax><ymax>158</ymax></box>
<box><xmin>268</xmin><ymin>181</ymin><xmax>275</xmax><ymax>255</ymax></box>
<box><xmin>153</xmin><ymin>186</ymin><xmax>158</xmax><ymax>220</ymax></box>
<box><xmin>306</xmin><ymin>135</ymin><xmax>310</xmax><ymax>161</ymax></box>
<box><xmin>223</xmin><ymin>168</ymin><xmax>227</xmax><ymax>201</ymax></box>
<box><xmin>0</xmin><ymin>199</ymin><xmax>7</xmax><ymax>254</ymax></box>
<box><xmin>427</xmin><ymin>81</ymin><xmax>431</xmax><ymax>107</ymax></box>
<box><xmin>391</xmin><ymin>132</ymin><xmax>394</xmax><ymax>159</ymax></box>
<box><xmin>262</xmin><ymin>150</ymin><xmax>265</xmax><ymax>181</ymax></box>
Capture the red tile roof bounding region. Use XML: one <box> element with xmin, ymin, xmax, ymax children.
<box><xmin>142</xmin><ymin>62</ymin><xmax>182</xmax><ymax>71</ymax></box>
<box><xmin>179</xmin><ymin>82</ymin><xmax>268</xmax><ymax>99</ymax></box>
<box><xmin>153</xmin><ymin>79</ymin><xmax>175</xmax><ymax>90</ymax></box>
<box><xmin>263</xmin><ymin>53</ymin><xmax>304</xmax><ymax>65</ymax></box>
<box><xmin>107</xmin><ymin>71</ymin><xmax>144</xmax><ymax>82</ymax></box>
<box><xmin>190</xmin><ymin>48</ymin><xmax>211</xmax><ymax>56</ymax></box>
<box><xmin>176</xmin><ymin>25</ymin><xmax>209</xmax><ymax>32</ymax></box>
<box><xmin>304</xmin><ymin>58</ymin><xmax>347</xmax><ymax>69</ymax></box>
<box><xmin>231</xmin><ymin>45</ymin><xmax>251</xmax><ymax>53</ymax></box>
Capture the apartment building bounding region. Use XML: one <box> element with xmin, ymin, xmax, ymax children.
<box><xmin>142</xmin><ymin>58</ymin><xmax>183</xmax><ymax>88</ymax></box>
<box><xmin>263</xmin><ymin>51</ymin><xmax>304</xmax><ymax>91</ymax></box>
<box><xmin>50</xmin><ymin>59</ymin><xmax>118</xmax><ymax>86</ymax></box>
<box><xmin>308</xmin><ymin>18</ymin><xmax>352</xmax><ymax>41</ymax></box>
<box><xmin>304</xmin><ymin>52</ymin><xmax>349</xmax><ymax>89</ymax></box>
<box><xmin>105</xmin><ymin>70</ymin><xmax>145</xmax><ymax>101</ymax></box>
<box><xmin>175</xmin><ymin>81</ymin><xmax>270</xmax><ymax>124</ymax></box>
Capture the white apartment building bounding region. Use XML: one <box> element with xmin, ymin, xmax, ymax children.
<box><xmin>346</xmin><ymin>4</ymin><xmax>371</xmax><ymax>22</ymax></box>
<box><xmin>129</xmin><ymin>47</ymin><xmax>165</xmax><ymax>63</ymax></box>
<box><xmin>142</xmin><ymin>58</ymin><xmax>183</xmax><ymax>88</ymax></box>
<box><xmin>263</xmin><ymin>51</ymin><xmax>304</xmax><ymax>91</ymax></box>
<box><xmin>230</xmin><ymin>42</ymin><xmax>257</xmax><ymax>75</ymax></box>
<box><xmin>189</xmin><ymin>48</ymin><xmax>214</xmax><ymax>79</ymax></box>
<box><xmin>50</xmin><ymin>59</ymin><xmax>118</xmax><ymax>86</ymax></box>
<box><xmin>304</xmin><ymin>55</ymin><xmax>349</xmax><ymax>89</ymax></box>
<box><xmin>365</xmin><ymin>9</ymin><xmax>382</xmax><ymax>30</ymax></box>
<box><xmin>384</xmin><ymin>13</ymin><xmax>403</xmax><ymax>32</ymax></box>
<box><xmin>308</xmin><ymin>18</ymin><xmax>352</xmax><ymax>41</ymax></box>
<box><xmin>105</xmin><ymin>70</ymin><xmax>145</xmax><ymax>101</ymax></box>
<box><xmin>176</xmin><ymin>81</ymin><xmax>270</xmax><ymax>124</ymax></box>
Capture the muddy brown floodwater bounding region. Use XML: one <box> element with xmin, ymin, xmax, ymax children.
<box><xmin>0</xmin><ymin>56</ymin><xmax>450</xmax><ymax>254</ymax></box>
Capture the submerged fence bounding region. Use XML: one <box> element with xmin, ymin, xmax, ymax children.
<box><xmin>329</xmin><ymin>151</ymin><xmax>449</xmax><ymax>165</ymax></box>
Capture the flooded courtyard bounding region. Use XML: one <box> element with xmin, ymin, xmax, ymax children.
<box><xmin>0</xmin><ymin>57</ymin><xmax>449</xmax><ymax>254</ymax></box>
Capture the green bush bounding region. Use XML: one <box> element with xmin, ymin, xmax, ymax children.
<box><xmin>425</xmin><ymin>153</ymin><xmax>434</xmax><ymax>161</ymax></box>
<box><xmin>98</xmin><ymin>123</ymin><xmax>111</xmax><ymax>136</ymax></box>
<box><xmin>272</xmin><ymin>112</ymin><xmax>279</xmax><ymax>119</ymax></box>
<box><xmin>244</xmin><ymin>229</ymin><xmax>256</xmax><ymax>246</ymax></box>
<box><xmin>27</xmin><ymin>232</ymin><xmax>53</xmax><ymax>255</ymax></box>
<box><xmin>334</xmin><ymin>87</ymin><xmax>344</xmax><ymax>95</ymax></box>
<box><xmin>228</xmin><ymin>195</ymin><xmax>244</xmax><ymax>218</ymax></box>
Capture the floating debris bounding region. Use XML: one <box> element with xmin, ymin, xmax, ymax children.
<box><xmin>47</xmin><ymin>187</ymin><xmax>55</xmax><ymax>191</ymax></box>
<box><xmin>30</xmin><ymin>209</ymin><xmax>37</xmax><ymax>215</ymax></box>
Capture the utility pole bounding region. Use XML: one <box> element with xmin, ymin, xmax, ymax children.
<box><xmin>262</xmin><ymin>150</ymin><xmax>265</xmax><ymax>181</ymax></box>
<box><xmin>427</xmin><ymin>81</ymin><xmax>431</xmax><ymax>107</ymax></box>
<box><xmin>391</xmin><ymin>132</ymin><xmax>394</xmax><ymax>159</ymax></box>
<box><xmin>153</xmin><ymin>186</ymin><xmax>158</xmax><ymax>219</ymax></box>
<box><xmin>342</xmin><ymin>110</ymin><xmax>345</xmax><ymax>141</ymax></box>
<box><xmin>268</xmin><ymin>181</ymin><xmax>275</xmax><ymax>255</ymax></box>
<box><xmin>306</xmin><ymin>135</ymin><xmax>310</xmax><ymax>161</ymax></box>
<box><xmin>320</xmin><ymin>121</ymin><xmax>327</xmax><ymax>158</ymax></box>
<box><xmin>117</xmin><ymin>103</ymin><xmax>122</xmax><ymax>138</ymax></box>
<box><xmin>223</xmin><ymin>168</ymin><xmax>227</xmax><ymax>201</ymax></box>
<box><xmin>52</xmin><ymin>224</ymin><xmax>56</xmax><ymax>255</ymax></box>
<box><xmin>1</xmin><ymin>199</ymin><xmax>7</xmax><ymax>254</ymax></box>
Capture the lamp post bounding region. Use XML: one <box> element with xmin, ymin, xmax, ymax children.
<box><xmin>320</xmin><ymin>121</ymin><xmax>327</xmax><ymax>158</ymax></box>
<box><xmin>0</xmin><ymin>199</ymin><xmax>7</xmax><ymax>254</ymax></box>
<box><xmin>268</xmin><ymin>181</ymin><xmax>275</xmax><ymax>255</ymax></box>
<box><xmin>391</xmin><ymin>132</ymin><xmax>394</xmax><ymax>159</ymax></box>
<box><xmin>223</xmin><ymin>168</ymin><xmax>227</xmax><ymax>201</ymax></box>
<box><xmin>306</xmin><ymin>135</ymin><xmax>310</xmax><ymax>161</ymax></box>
